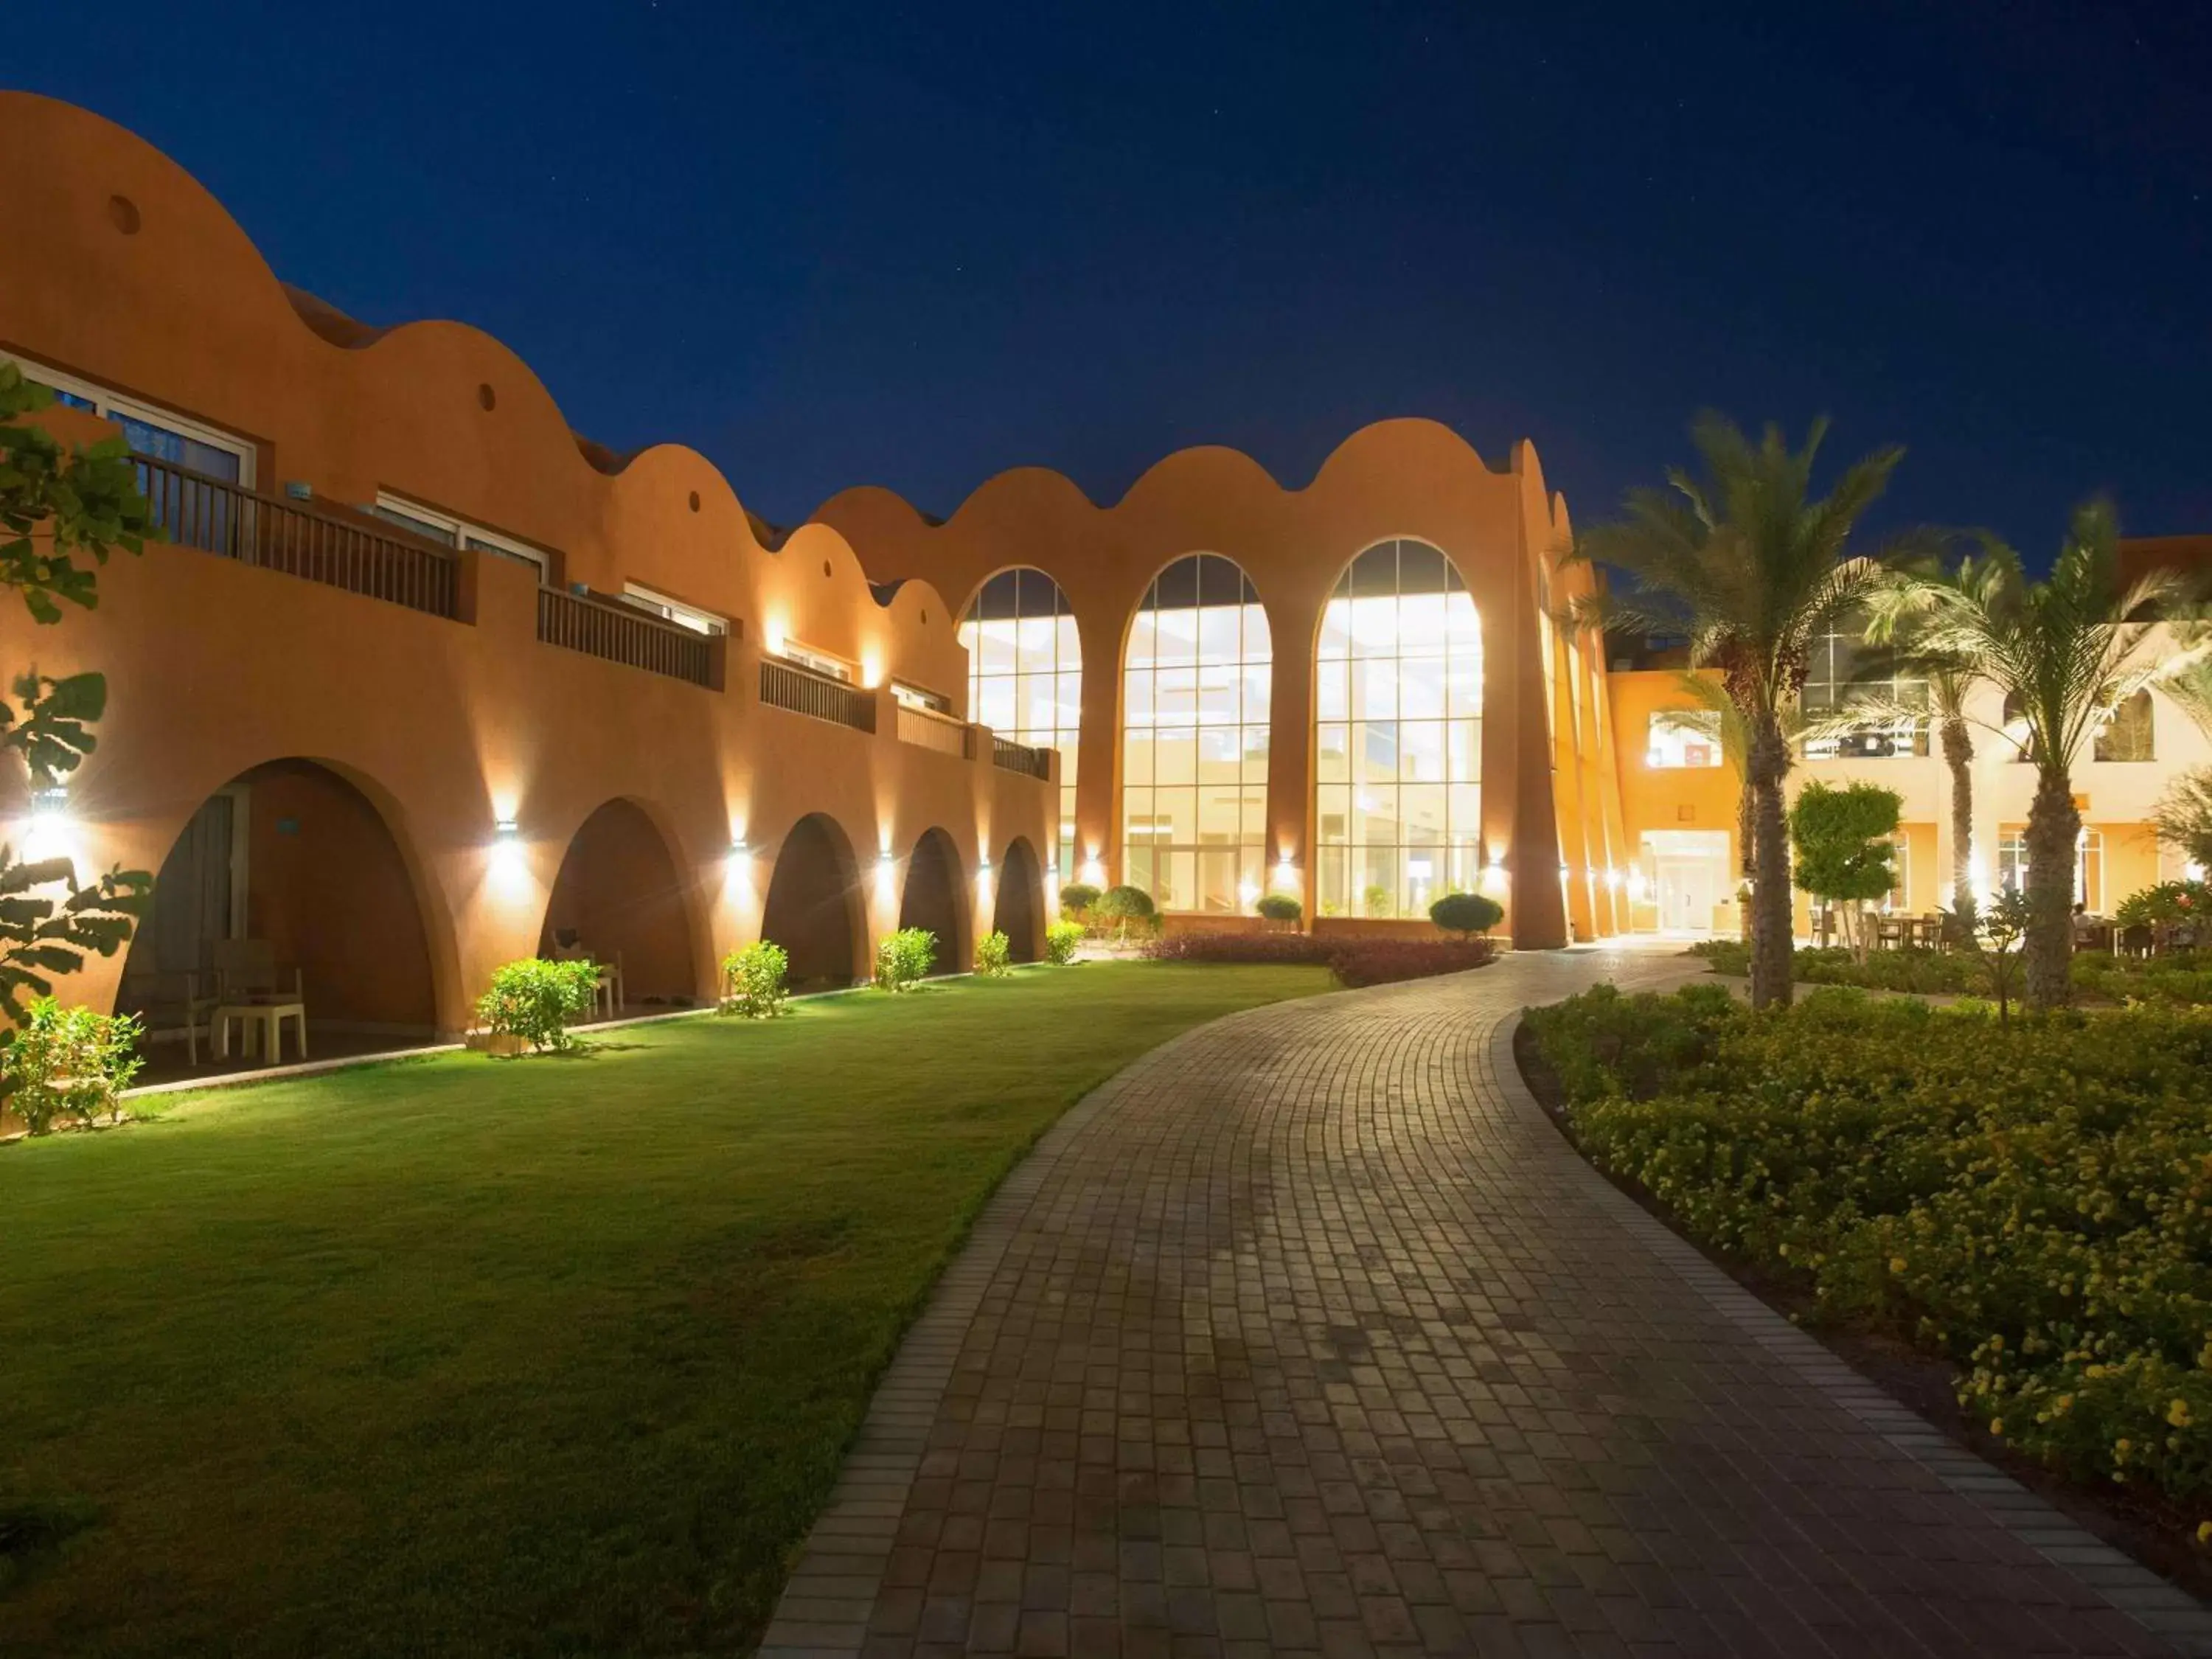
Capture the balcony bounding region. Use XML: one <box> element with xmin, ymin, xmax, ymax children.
<box><xmin>760</xmin><ymin>657</ymin><xmax>876</xmax><ymax>733</ymax></box>
<box><xmin>537</xmin><ymin>587</ymin><xmax>719</xmax><ymax>688</ymax></box>
<box><xmin>135</xmin><ymin>453</ymin><xmax>459</xmax><ymax>619</ymax></box>
<box><xmin>896</xmin><ymin>703</ymin><xmax>974</xmax><ymax>759</ymax></box>
<box><xmin>992</xmin><ymin>736</ymin><xmax>1051</xmax><ymax>780</ymax></box>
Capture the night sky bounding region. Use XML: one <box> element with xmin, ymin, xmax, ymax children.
<box><xmin>10</xmin><ymin>1</ymin><xmax>2208</xmax><ymax>549</ymax></box>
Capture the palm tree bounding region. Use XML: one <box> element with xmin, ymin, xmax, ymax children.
<box><xmin>1573</xmin><ymin>414</ymin><xmax>1905</xmax><ymax>1009</ymax></box>
<box><xmin>1875</xmin><ymin>503</ymin><xmax>2201</xmax><ymax>1009</ymax></box>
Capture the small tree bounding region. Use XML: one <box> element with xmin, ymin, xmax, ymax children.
<box><xmin>1043</xmin><ymin>919</ymin><xmax>1085</xmax><ymax>964</ymax></box>
<box><xmin>719</xmin><ymin>940</ymin><xmax>790</xmax><ymax>1018</ymax></box>
<box><xmin>1093</xmin><ymin>884</ymin><xmax>1156</xmax><ymax>942</ymax></box>
<box><xmin>975</xmin><ymin>930</ymin><xmax>1012</xmax><ymax>976</ymax></box>
<box><xmin>1058</xmin><ymin>882</ymin><xmax>1102</xmax><ymax>917</ymax></box>
<box><xmin>1788</xmin><ymin>782</ymin><xmax>1901</xmax><ymax>962</ymax></box>
<box><xmin>1978</xmin><ymin>887</ymin><xmax>2032</xmax><ymax>1026</ymax></box>
<box><xmin>1255</xmin><ymin>892</ymin><xmax>1301</xmax><ymax>923</ymax></box>
<box><xmin>1429</xmin><ymin>891</ymin><xmax>1504</xmax><ymax>938</ymax></box>
<box><xmin>873</xmin><ymin>927</ymin><xmax>936</xmax><ymax>992</ymax></box>
<box><xmin>475</xmin><ymin>958</ymin><xmax>600</xmax><ymax>1052</ymax></box>
<box><xmin>0</xmin><ymin>364</ymin><xmax>161</xmax><ymax>1020</ymax></box>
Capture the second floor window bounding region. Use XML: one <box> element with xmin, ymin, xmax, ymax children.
<box><xmin>621</xmin><ymin>582</ymin><xmax>726</xmax><ymax>636</ymax></box>
<box><xmin>372</xmin><ymin>493</ymin><xmax>552</xmax><ymax>583</ymax></box>
<box><xmin>1646</xmin><ymin>709</ymin><xmax>1723</xmax><ymax>769</ymax></box>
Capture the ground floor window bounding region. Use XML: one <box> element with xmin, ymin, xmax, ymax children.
<box><xmin>1997</xmin><ymin>827</ymin><xmax>2104</xmax><ymax>912</ymax></box>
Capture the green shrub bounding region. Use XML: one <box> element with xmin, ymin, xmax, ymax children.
<box><xmin>476</xmin><ymin>958</ymin><xmax>600</xmax><ymax>1052</ymax></box>
<box><xmin>1058</xmin><ymin>882</ymin><xmax>1102</xmax><ymax>917</ymax></box>
<box><xmin>719</xmin><ymin>940</ymin><xmax>790</xmax><ymax>1018</ymax></box>
<box><xmin>1689</xmin><ymin>937</ymin><xmax>1989</xmax><ymax>995</ymax></box>
<box><xmin>1093</xmin><ymin>884</ymin><xmax>1158</xmax><ymax>940</ymax></box>
<box><xmin>1527</xmin><ymin>984</ymin><xmax>2212</xmax><ymax>1520</ymax></box>
<box><xmin>1429</xmin><ymin>891</ymin><xmax>1504</xmax><ymax>937</ymax></box>
<box><xmin>1043</xmin><ymin>920</ymin><xmax>1085</xmax><ymax>965</ymax></box>
<box><xmin>2115</xmin><ymin>880</ymin><xmax>2212</xmax><ymax>928</ymax></box>
<box><xmin>975</xmin><ymin>930</ymin><xmax>1012</xmax><ymax>976</ymax></box>
<box><xmin>2</xmin><ymin>997</ymin><xmax>143</xmax><ymax>1134</ymax></box>
<box><xmin>873</xmin><ymin>927</ymin><xmax>936</xmax><ymax>992</ymax></box>
<box><xmin>1255</xmin><ymin>892</ymin><xmax>1302</xmax><ymax>922</ymax></box>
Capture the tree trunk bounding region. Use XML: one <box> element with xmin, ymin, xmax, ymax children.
<box><xmin>1747</xmin><ymin>712</ymin><xmax>1795</xmax><ymax>1009</ymax></box>
<box><xmin>1736</xmin><ymin>779</ymin><xmax>1756</xmax><ymax>942</ymax></box>
<box><xmin>2023</xmin><ymin>766</ymin><xmax>2079</xmax><ymax>1011</ymax></box>
<box><xmin>1942</xmin><ymin>714</ymin><xmax>1975</xmax><ymax>923</ymax></box>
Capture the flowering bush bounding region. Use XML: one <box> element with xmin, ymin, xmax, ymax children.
<box><xmin>1526</xmin><ymin>984</ymin><xmax>2212</xmax><ymax>1519</ymax></box>
<box><xmin>2115</xmin><ymin>880</ymin><xmax>2212</xmax><ymax>928</ymax></box>
<box><xmin>872</xmin><ymin>927</ymin><xmax>936</xmax><ymax>992</ymax></box>
<box><xmin>719</xmin><ymin>940</ymin><xmax>790</xmax><ymax>1018</ymax></box>
<box><xmin>974</xmin><ymin>930</ymin><xmax>1012</xmax><ymax>976</ymax></box>
<box><xmin>2</xmin><ymin>997</ymin><xmax>144</xmax><ymax>1133</ymax></box>
<box><xmin>1043</xmin><ymin>920</ymin><xmax>1085</xmax><ymax>965</ymax></box>
<box><xmin>476</xmin><ymin>958</ymin><xmax>600</xmax><ymax>1052</ymax></box>
<box><xmin>1330</xmin><ymin>939</ymin><xmax>1496</xmax><ymax>987</ymax></box>
<box><xmin>1143</xmin><ymin>932</ymin><xmax>1338</xmax><ymax>965</ymax></box>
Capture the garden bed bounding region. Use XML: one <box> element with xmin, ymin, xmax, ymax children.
<box><xmin>1141</xmin><ymin>930</ymin><xmax>1497</xmax><ymax>985</ymax></box>
<box><xmin>1688</xmin><ymin>937</ymin><xmax>2212</xmax><ymax>1007</ymax></box>
<box><xmin>1517</xmin><ymin>983</ymin><xmax>2212</xmax><ymax>1599</ymax></box>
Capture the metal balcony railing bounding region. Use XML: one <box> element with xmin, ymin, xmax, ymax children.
<box><xmin>760</xmin><ymin>657</ymin><xmax>875</xmax><ymax>732</ymax></box>
<box><xmin>537</xmin><ymin>588</ymin><xmax>717</xmax><ymax>687</ymax></box>
<box><xmin>992</xmin><ymin>736</ymin><xmax>1051</xmax><ymax>779</ymax></box>
<box><xmin>897</xmin><ymin>703</ymin><xmax>974</xmax><ymax>759</ymax></box>
<box><xmin>133</xmin><ymin>454</ymin><xmax>459</xmax><ymax>619</ymax></box>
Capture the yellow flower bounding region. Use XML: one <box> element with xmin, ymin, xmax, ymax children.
<box><xmin>1990</xmin><ymin>1419</ymin><xmax>2004</xmax><ymax>1437</ymax></box>
<box><xmin>2171</xmin><ymin>1399</ymin><xmax>2193</xmax><ymax>1428</ymax></box>
<box><xmin>2197</xmin><ymin>1521</ymin><xmax>2212</xmax><ymax>1545</ymax></box>
<box><xmin>1889</xmin><ymin>1256</ymin><xmax>1907</xmax><ymax>1274</ymax></box>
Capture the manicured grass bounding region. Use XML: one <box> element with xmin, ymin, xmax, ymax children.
<box><xmin>0</xmin><ymin>961</ymin><xmax>1329</xmax><ymax>1656</ymax></box>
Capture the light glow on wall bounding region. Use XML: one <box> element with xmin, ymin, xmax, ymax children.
<box><xmin>21</xmin><ymin>785</ymin><xmax>77</xmax><ymax>873</ymax></box>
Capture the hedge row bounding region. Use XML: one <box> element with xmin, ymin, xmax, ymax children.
<box><xmin>1142</xmin><ymin>932</ymin><xmax>1495</xmax><ymax>985</ymax></box>
<box><xmin>1526</xmin><ymin>984</ymin><xmax>2212</xmax><ymax>1518</ymax></box>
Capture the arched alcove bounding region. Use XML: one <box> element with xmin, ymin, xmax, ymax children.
<box><xmin>540</xmin><ymin>799</ymin><xmax>699</xmax><ymax>1010</ymax></box>
<box><xmin>992</xmin><ymin>836</ymin><xmax>1043</xmax><ymax>963</ymax></box>
<box><xmin>114</xmin><ymin>757</ymin><xmax>440</xmax><ymax>1068</ymax></box>
<box><xmin>897</xmin><ymin>827</ymin><xmax>967</xmax><ymax>975</ymax></box>
<box><xmin>760</xmin><ymin>813</ymin><xmax>865</xmax><ymax>991</ymax></box>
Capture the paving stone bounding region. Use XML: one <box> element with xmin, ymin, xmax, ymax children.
<box><xmin>762</xmin><ymin>948</ymin><xmax>2212</xmax><ymax>1656</ymax></box>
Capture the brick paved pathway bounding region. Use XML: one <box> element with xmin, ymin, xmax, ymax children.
<box><xmin>762</xmin><ymin>947</ymin><xmax>2212</xmax><ymax>1658</ymax></box>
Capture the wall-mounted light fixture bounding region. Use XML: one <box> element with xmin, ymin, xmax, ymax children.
<box><xmin>493</xmin><ymin>817</ymin><xmax>521</xmax><ymax>846</ymax></box>
<box><xmin>728</xmin><ymin>837</ymin><xmax>751</xmax><ymax>861</ymax></box>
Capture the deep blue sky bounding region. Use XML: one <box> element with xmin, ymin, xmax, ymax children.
<box><xmin>12</xmin><ymin>1</ymin><xmax>2209</xmax><ymax>544</ymax></box>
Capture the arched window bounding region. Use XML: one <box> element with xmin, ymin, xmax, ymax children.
<box><xmin>1122</xmin><ymin>554</ymin><xmax>1270</xmax><ymax>912</ymax></box>
<box><xmin>960</xmin><ymin>568</ymin><xmax>1080</xmax><ymax>858</ymax></box>
<box><xmin>1315</xmin><ymin>539</ymin><xmax>1481</xmax><ymax>919</ymax></box>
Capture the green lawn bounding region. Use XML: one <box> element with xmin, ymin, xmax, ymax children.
<box><xmin>0</xmin><ymin>961</ymin><xmax>1329</xmax><ymax>1656</ymax></box>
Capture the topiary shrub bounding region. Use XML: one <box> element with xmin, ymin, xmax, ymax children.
<box><xmin>719</xmin><ymin>940</ymin><xmax>790</xmax><ymax>1018</ymax></box>
<box><xmin>1093</xmin><ymin>884</ymin><xmax>1157</xmax><ymax>941</ymax></box>
<box><xmin>1255</xmin><ymin>892</ymin><xmax>1302</xmax><ymax>922</ymax></box>
<box><xmin>1044</xmin><ymin>919</ymin><xmax>1085</xmax><ymax>964</ymax></box>
<box><xmin>1429</xmin><ymin>891</ymin><xmax>1504</xmax><ymax>937</ymax></box>
<box><xmin>874</xmin><ymin>927</ymin><xmax>937</xmax><ymax>992</ymax></box>
<box><xmin>1058</xmin><ymin>882</ymin><xmax>1102</xmax><ymax>917</ymax></box>
<box><xmin>2</xmin><ymin>997</ymin><xmax>143</xmax><ymax>1133</ymax></box>
<box><xmin>475</xmin><ymin>958</ymin><xmax>601</xmax><ymax>1053</ymax></box>
<box><xmin>975</xmin><ymin>930</ymin><xmax>1012</xmax><ymax>976</ymax></box>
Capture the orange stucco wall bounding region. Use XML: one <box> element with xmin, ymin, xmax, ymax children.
<box><xmin>0</xmin><ymin>92</ymin><xmax>1056</xmax><ymax>1031</ymax></box>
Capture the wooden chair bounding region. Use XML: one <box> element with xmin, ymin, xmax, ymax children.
<box><xmin>126</xmin><ymin>969</ymin><xmax>223</xmax><ymax>1067</ymax></box>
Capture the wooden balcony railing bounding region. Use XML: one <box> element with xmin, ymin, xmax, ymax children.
<box><xmin>992</xmin><ymin>736</ymin><xmax>1051</xmax><ymax>780</ymax></box>
<box><xmin>897</xmin><ymin>703</ymin><xmax>974</xmax><ymax>759</ymax></box>
<box><xmin>536</xmin><ymin>588</ymin><xmax>718</xmax><ymax>688</ymax></box>
<box><xmin>760</xmin><ymin>657</ymin><xmax>876</xmax><ymax>732</ymax></box>
<box><xmin>133</xmin><ymin>453</ymin><xmax>459</xmax><ymax>619</ymax></box>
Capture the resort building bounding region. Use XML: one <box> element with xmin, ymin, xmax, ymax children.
<box><xmin>1</xmin><ymin>93</ymin><xmax>2202</xmax><ymax>1051</ymax></box>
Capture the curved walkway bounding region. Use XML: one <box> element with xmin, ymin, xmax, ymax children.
<box><xmin>763</xmin><ymin>947</ymin><xmax>2212</xmax><ymax>1658</ymax></box>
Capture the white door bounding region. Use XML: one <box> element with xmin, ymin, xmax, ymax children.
<box><xmin>1657</xmin><ymin>858</ymin><xmax>1717</xmax><ymax>933</ymax></box>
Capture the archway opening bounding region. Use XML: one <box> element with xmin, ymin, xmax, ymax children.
<box><xmin>898</xmin><ymin>827</ymin><xmax>967</xmax><ymax>975</ymax></box>
<box><xmin>760</xmin><ymin>814</ymin><xmax>864</xmax><ymax>992</ymax></box>
<box><xmin>992</xmin><ymin>837</ymin><xmax>1043</xmax><ymax>962</ymax></box>
<box><xmin>540</xmin><ymin>799</ymin><xmax>698</xmax><ymax>1012</ymax></box>
<box><xmin>1121</xmin><ymin>552</ymin><xmax>1271</xmax><ymax>914</ymax></box>
<box><xmin>114</xmin><ymin>758</ymin><xmax>439</xmax><ymax>1078</ymax></box>
<box><xmin>1314</xmin><ymin>538</ymin><xmax>1482</xmax><ymax>919</ymax></box>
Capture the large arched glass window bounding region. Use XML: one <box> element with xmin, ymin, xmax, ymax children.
<box><xmin>1122</xmin><ymin>554</ymin><xmax>1270</xmax><ymax>912</ymax></box>
<box><xmin>960</xmin><ymin>568</ymin><xmax>1080</xmax><ymax>856</ymax></box>
<box><xmin>1315</xmin><ymin>538</ymin><xmax>1481</xmax><ymax>918</ymax></box>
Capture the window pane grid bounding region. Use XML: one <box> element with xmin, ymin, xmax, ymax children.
<box><xmin>1123</xmin><ymin>554</ymin><xmax>1270</xmax><ymax>912</ymax></box>
<box><xmin>960</xmin><ymin>568</ymin><xmax>1082</xmax><ymax>858</ymax></box>
<box><xmin>1315</xmin><ymin>540</ymin><xmax>1481</xmax><ymax>919</ymax></box>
